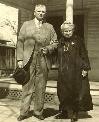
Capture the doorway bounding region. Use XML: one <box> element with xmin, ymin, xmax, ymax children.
<box><xmin>74</xmin><ymin>14</ymin><xmax>84</xmax><ymax>39</ymax></box>
<box><xmin>47</xmin><ymin>15</ymin><xmax>84</xmax><ymax>39</ymax></box>
<box><xmin>46</xmin><ymin>16</ymin><xmax>63</xmax><ymax>39</ymax></box>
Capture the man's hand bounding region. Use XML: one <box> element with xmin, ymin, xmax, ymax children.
<box><xmin>18</xmin><ymin>61</ymin><xmax>23</xmax><ymax>68</ymax></box>
<box><xmin>82</xmin><ymin>70</ymin><xmax>88</xmax><ymax>77</ymax></box>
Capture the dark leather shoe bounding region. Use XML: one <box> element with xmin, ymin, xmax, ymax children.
<box><xmin>71</xmin><ymin>118</ymin><xmax>75</xmax><ymax>122</ymax></box>
<box><xmin>33</xmin><ymin>113</ymin><xmax>44</xmax><ymax>120</ymax></box>
<box><xmin>17</xmin><ymin>115</ymin><xmax>28</xmax><ymax>121</ymax></box>
<box><xmin>71</xmin><ymin>112</ymin><xmax>78</xmax><ymax>122</ymax></box>
<box><xmin>71</xmin><ymin>118</ymin><xmax>78</xmax><ymax>122</ymax></box>
<box><xmin>55</xmin><ymin>112</ymin><xmax>68</xmax><ymax>119</ymax></box>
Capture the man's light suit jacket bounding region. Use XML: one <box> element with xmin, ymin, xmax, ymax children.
<box><xmin>17</xmin><ymin>19</ymin><xmax>58</xmax><ymax>69</ymax></box>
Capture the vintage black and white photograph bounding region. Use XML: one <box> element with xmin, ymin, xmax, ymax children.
<box><xmin>0</xmin><ymin>0</ymin><xmax>99</xmax><ymax>122</ymax></box>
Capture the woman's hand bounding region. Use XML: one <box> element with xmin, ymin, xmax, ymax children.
<box><xmin>82</xmin><ymin>70</ymin><xmax>88</xmax><ymax>77</ymax></box>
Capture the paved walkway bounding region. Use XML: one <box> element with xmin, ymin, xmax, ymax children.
<box><xmin>0</xmin><ymin>79</ymin><xmax>99</xmax><ymax>122</ymax></box>
<box><xmin>0</xmin><ymin>97</ymin><xmax>99</xmax><ymax>122</ymax></box>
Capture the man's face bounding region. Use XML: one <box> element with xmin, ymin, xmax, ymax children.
<box><xmin>62</xmin><ymin>28</ymin><xmax>73</xmax><ymax>38</ymax></box>
<box><xmin>34</xmin><ymin>6</ymin><xmax>46</xmax><ymax>21</ymax></box>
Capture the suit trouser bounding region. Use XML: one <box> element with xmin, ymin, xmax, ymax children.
<box><xmin>20</xmin><ymin>56</ymin><xmax>48</xmax><ymax>116</ymax></box>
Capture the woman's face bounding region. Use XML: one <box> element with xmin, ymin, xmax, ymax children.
<box><xmin>62</xmin><ymin>28</ymin><xmax>73</xmax><ymax>38</ymax></box>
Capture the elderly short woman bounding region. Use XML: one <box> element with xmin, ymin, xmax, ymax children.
<box><xmin>55</xmin><ymin>21</ymin><xmax>93</xmax><ymax>122</ymax></box>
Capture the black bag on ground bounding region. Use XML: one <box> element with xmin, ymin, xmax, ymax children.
<box><xmin>13</xmin><ymin>67</ymin><xmax>27</xmax><ymax>85</ymax></box>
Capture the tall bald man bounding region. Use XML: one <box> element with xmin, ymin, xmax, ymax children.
<box><xmin>17</xmin><ymin>4</ymin><xmax>57</xmax><ymax>121</ymax></box>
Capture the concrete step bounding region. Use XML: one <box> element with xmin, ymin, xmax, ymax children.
<box><xmin>0</xmin><ymin>78</ymin><xmax>99</xmax><ymax>104</ymax></box>
<box><xmin>90</xmin><ymin>81</ymin><xmax>99</xmax><ymax>96</ymax></box>
<box><xmin>0</xmin><ymin>78</ymin><xmax>58</xmax><ymax>104</ymax></box>
<box><xmin>0</xmin><ymin>78</ymin><xmax>99</xmax><ymax>92</ymax></box>
<box><xmin>90</xmin><ymin>81</ymin><xmax>99</xmax><ymax>90</ymax></box>
<box><xmin>0</xmin><ymin>78</ymin><xmax>57</xmax><ymax>92</ymax></box>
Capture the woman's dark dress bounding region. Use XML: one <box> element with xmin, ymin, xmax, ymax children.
<box><xmin>57</xmin><ymin>35</ymin><xmax>93</xmax><ymax>112</ymax></box>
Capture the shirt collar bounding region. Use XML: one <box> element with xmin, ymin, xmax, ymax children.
<box><xmin>34</xmin><ymin>18</ymin><xmax>43</xmax><ymax>28</ymax></box>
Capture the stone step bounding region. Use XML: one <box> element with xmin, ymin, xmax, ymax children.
<box><xmin>1</xmin><ymin>78</ymin><xmax>99</xmax><ymax>89</ymax></box>
<box><xmin>90</xmin><ymin>81</ymin><xmax>99</xmax><ymax>96</ymax></box>
<box><xmin>90</xmin><ymin>91</ymin><xmax>99</xmax><ymax>96</ymax></box>
<box><xmin>0</xmin><ymin>78</ymin><xmax>57</xmax><ymax>91</ymax></box>
<box><xmin>0</xmin><ymin>78</ymin><xmax>99</xmax><ymax>104</ymax></box>
<box><xmin>0</xmin><ymin>78</ymin><xmax>99</xmax><ymax>93</ymax></box>
<box><xmin>90</xmin><ymin>81</ymin><xmax>99</xmax><ymax>90</ymax></box>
